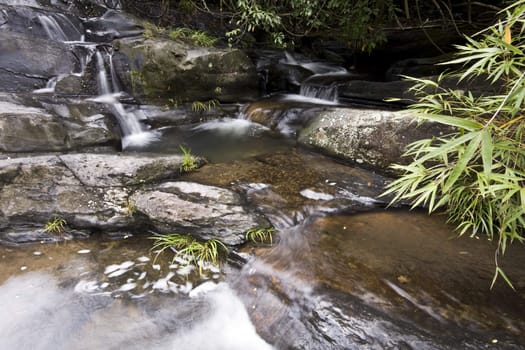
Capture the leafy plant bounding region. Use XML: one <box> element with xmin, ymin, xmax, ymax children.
<box><xmin>142</xmin><ymin>22</ymin><xmax>165</xmax><ymax>39</ymax></box>
<box><xmin>383</xmin><ymin>1</ymin><xmax>525</xmax><ymax>289</ymax></box>
<box><xmin>44</xmin><ymin>216</ymin><xmax>67</xmax><ymax>235</ymax></box>
<box><xmin>191</xmin><ymin>99</ymin><xmax>218</xmax><ymax>112</ymax></box>
<box><xmin>180</xmin><ymin>0</ymin><xmax>396</xmax><ymax>51</ymax></box>
<box><xmin>245</xmin><ymin>227</ymin><xmax>275</xmax><ymax>245</ymax></box>
<box><xmin>179</xmin><ymin>145</ymin><xmax>198</xmax><ymax>172</ymax></box>
<box><xmin>168</xmin><ymin>27</ymin><xmax>217</xmax><ymax>46</ymax></box>
<box><xmin>150</xmin><ymin>233</ymin><xmax>228</xmax><ymax>274</ymax></box>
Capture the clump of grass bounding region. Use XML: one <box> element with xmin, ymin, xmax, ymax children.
<box><xmin>168</xmin><ymin>27</ymin><xmax>217</xmax><ymax>46</ymax></box>
<box><xmin>150</xmin><ymin>233</ymin><xmax>228</xmax><ymax>274</ymax></box>
<box><xmin>246</xmin><ymin>227</ymin><xmax>275</xmax><ymax>245</ymax></box>
<box><xmin>142</xmin><ymin>22</ymin><xmax>165</xmax><ymax>39</ymax></box>
<box><xmin>179</xmin><ymin>145</ymin><xmax>197</xmax><ymax>172</ymax></box>
<box><xmin>191</xmin><ymin>99</ymin><xmax>218</xmax><ymax>112</ymax></box>
<box><xmin>44</xmin><ymin>216</ymin><xmax>67</xmax><ymax>235</ymax></box>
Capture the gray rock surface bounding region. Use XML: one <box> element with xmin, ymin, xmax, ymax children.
<box><xmin>298</xmin><ymin>108</ymin><xmax>451</xmax><ymax>173</ymax></box>
<box><xmin>132</xmin><ymin>181</ymin><xmax>269</xmax><ymax>245</ymax></box>
<box><xmin>0</xmin><ymin>99</ymin><xmax>116</xmax><ymax>152</ymax></box>
<box><xmin>0</xmin><ymin>153</ymin><xmax>264</xmax><ymax>246</ymax></box>
<box><xmin>0</xmin><ymin>154</ymin><xmax>189</xmax><ymax>244</ymax></box>
<box><xmin>115</xmin><ymin>37</ymin><xmax>259</xmax><ymax>103</ymax></box>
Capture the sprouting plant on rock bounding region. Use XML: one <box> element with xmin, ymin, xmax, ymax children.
<box><xmin>246</xmin><ymin>227</ymin><xmax>275</xmax><ymax>245</ymax></box>
<box><xmin>179</xmin><ymin>145</ymin><xmax>198</xmax><ymax>172</ymax></box>
<box><xmin>44</xmin><ymin>216</ymin><xmax>67</xmax><ymax>235</ymax></box>
<box><xmin>191</xmin><ymin>99</ymin><xmax>218</xmax><ymax>112</ymax></box>
<box><xmin>150</xmin><ymin>233</ymin><xmax>228</xmax><ymax>275</ymax></box>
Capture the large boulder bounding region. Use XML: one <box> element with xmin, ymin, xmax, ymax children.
<box><xmin>0</xmin><ymin>99</ymin><xmax>116</xmax><ymax>152</ymax></box>
<box><xmin>114</xmin><ymin>37</ymin><xmax>259</xmax><ymax>104</ymax></box>
<box><xmin>298</xmin><ymin>108</ymin><xmax>451</xmax><ymax>173</ymax></box>
<box><xmin>132</xmin><ymin>181</ymin><xmax>269</xmax><ymax>245</ymax></box>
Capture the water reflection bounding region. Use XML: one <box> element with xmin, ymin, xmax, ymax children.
<box><xmin>232</xmin><ymin>210</ymin><xmax>525</xmax><ymax>349</ymax></box>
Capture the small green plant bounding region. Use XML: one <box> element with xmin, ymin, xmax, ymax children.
<box><xmin>245</xmin><ymin>227</ymin><xmax>275</xmax><ymax>245</ymax></box>
<box><xmin>44</xmin><ymin>216</ymin><xmax>67</xmax><ymax>235</ymax></box>
<box><xmin>179</xmin><ymin>145</ymin><xmax>197</xmax><ymax>172</ymax></box>
<box><xmin>191</xmin><ymin>99</ymin><xmax>218</xmax><ymax>112</ymax></box>
<box><xmin>124</xmin><ymin>198</ymin><xmax>136</xmax><ymax>217</ymax></box>
<box><xmin>168</xmin><ymin>27</ymin><xmax>217</xmax><ymax>47</ymax></box>
<box><xmin>143</xmin><ymin>22</ymin><xmax>165</xmax><ymax>39</ymax></box>
<box><xmin>150</xmin><ymin>233</ymin><xmax>228</xmax><ymax>274</ymax></box>
<box><xmin>214</xmin><ymin>86</ymin><xmax>222</xmax><ymax>94</ymax></box>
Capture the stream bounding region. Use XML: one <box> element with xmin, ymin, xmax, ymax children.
<box><xmin>1</xmin><ymin>1</ymin><xmax>525</xmax><ymax>349</ymax></box>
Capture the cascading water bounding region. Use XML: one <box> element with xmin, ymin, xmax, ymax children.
<box><xmin>36</xmin><ymin>13</ymin><xmax>83</xmax><ymax>42</ymax></box>
<box><xmin>93</xmin><ymin>49</ymin><xmax>159</xmax><ymax>149</ymax></box>
<box><xmin>283</xmin><ymin>51</ymin><xmax>350</xmax><ymax>103</ymax></box>
<box><xmin>35</xmin><ymin>10</ymin><xmax>158</xmax><ymax>150</ymax></box>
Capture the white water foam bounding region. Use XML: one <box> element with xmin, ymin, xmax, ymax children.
<box><xmin>192</xmin><ymin>117</ymin><xmax>268</xmax><ymax>136</ymax></box>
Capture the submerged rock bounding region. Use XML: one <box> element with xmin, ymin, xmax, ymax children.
<box><xmin>132</xmin><ymin>181</ymin><xmax>269</xmax><ymax>245</ymax></box>
<box><xmin>114</xmin><ymin>37</ymin><xmax>259</xmax><ymax>103</ymax></box>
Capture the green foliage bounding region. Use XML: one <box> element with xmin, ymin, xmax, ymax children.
<box><xmin>168</xmin><ymin>27</ymin><xmax>218</xmax><ymax>46</ymax></box>
<box><xmin>184</xmin><ymin>0</ymin><xmax>396</xmax><ymax>51</ymax></box>
<box><xmin>245</xmin><ymin>227</ymin><xmax>275</xmax><ymax>245</ymax></box>
<box><xmin>44</xmin><ymin>216</ymin><xmax>67</xmax><ymax>235</ymax></box>
<box><xmin>191</xmin><ymin>99</ymin><xmax>218</xmax><ymax>112</ymax></box>
<box><xmin>143</xmin><ymin>21</ymin><xmax>165</xmax><ymax>39</ymax></box>
<box><xmin>383</xmin><ymin>1</ymin><xmax>525</xmax><ymax>288</ymax></box>
<box><xmin>150</xmin><ymin>233</ymin><xmax>228</xmax><ymax>274</ymax></box>
<box><xmin>179</xmin><ymin>145</ymin><xmax>198</xmax><ymax>172</ymax></box>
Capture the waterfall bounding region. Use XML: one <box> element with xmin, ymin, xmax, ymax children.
<box><xmin>33</xmin><ymin>76</ymin><xmax>58</xmax><ymax>94</ymax></box>
<box><xmin>93</xmin><ymin>49</ymin><xmax>159</xmax><ymax>149</ymax></box>
<box><xmin>283</xmin><ymin>52</ymin><xmax>349</xmax><ymax>103</ymax></box>
<box><xmin>299</xmin><ymin>76</ymin><xmax>339</xmax><ymax>102</ymax></box>
<box><xmin>37</xmin><ymin>14</ymin><xmax>82</xmax><ymax>42</ymax></box>
<box><xmin>38</xmin><ymin>15</ymin><xmax>68</xmax><ymax>41</ymax></box>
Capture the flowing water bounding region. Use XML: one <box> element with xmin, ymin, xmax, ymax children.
<box><xmin>2</xmin><ymin>4</ymin><xmax>525</xmax><ymax>350</ymax></box>
<box><xmin>1</xmin><ymin>207</ymin><xmax>524</xmax><ymax>349</ymax></box>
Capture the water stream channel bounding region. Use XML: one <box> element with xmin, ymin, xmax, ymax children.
<box><xmin>0</xmin><ymin>1</ymin><xmax>524</xmax><ymax>349</ymax></box>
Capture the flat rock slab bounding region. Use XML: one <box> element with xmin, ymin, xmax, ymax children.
<box><xmin>132</xmin><ymin>181</ymin><xmax>269</xmax><ymax>245</ymax></box>
<box><xmin>0</xmin><ymin>154</ymin><xmax>194</xmax><ymax>244</ymax></box>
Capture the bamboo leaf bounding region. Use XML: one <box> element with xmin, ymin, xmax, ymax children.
<box><xmin>417</xmin><ymin>114</ymin><xmax>483</xmax><ymax>131</ymax></box>
<box><xmin>443</xmin><ymin>132</ymin><xmax>482</xmax><ymax>193</ymax></box>
<box><xmin>481</xmin><ymin>129</ymin><xmax>493</xmax><ymax>178</ymax></box>
<box><xmin>491</xmin><ymin>267</ymin><xmax>516</xmax><ymax>290</ymax></box>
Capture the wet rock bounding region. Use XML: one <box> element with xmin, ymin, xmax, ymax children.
<box><xmin>115</xmin><ymin>37</ymin><xmax>259</xmax><ymax>104</ymax></box>
<box><xmin>58</xmin><ymin>153</ymin><xmax>193</xmax><ymax>186</ymax></box>
<box><xmin>340</xmin><ymin>75</ymin><xmax>503</xmax><ymax>107</ymax></box>
<box><xmin>132</xmin><ymin>181</ymin><xmax>269</xmax><ymax>245</ymax></box>
<box><xmin>184</xmin><ymin>150</ymin><xmax>391</xmax><ymax>229</ymax></box>
<box><xmin>0</xmin><ymin>153</ymin><xmax>192</xmax><ymax>244</ymax></box>
<box><xmin>83</xmin><ymin>9</ymin><xmax>143</xmax><ymax>42</ymax></box>
<box><xmin>0</xmin><ymin>99</ymin><xmax>116</xmax><ymax>152</ymax></box>
<box><xmin>0</xmin><ymin>31</ymin><xmax>79</xmax><ymax>92</ymax></box>
<box><xmin>242</xmin><ymin>95</ymin><xmax>333</xmax><ymax>135</ymax></box>
<box><xmin>298</xmin><ymin>108</ymin><xmax>452</xmax><ymax>174</ymax></box>
<box><xmin>0</xmin><ymin>4</ymin><xmax>84</xmax><ymax>42</ymax></box>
